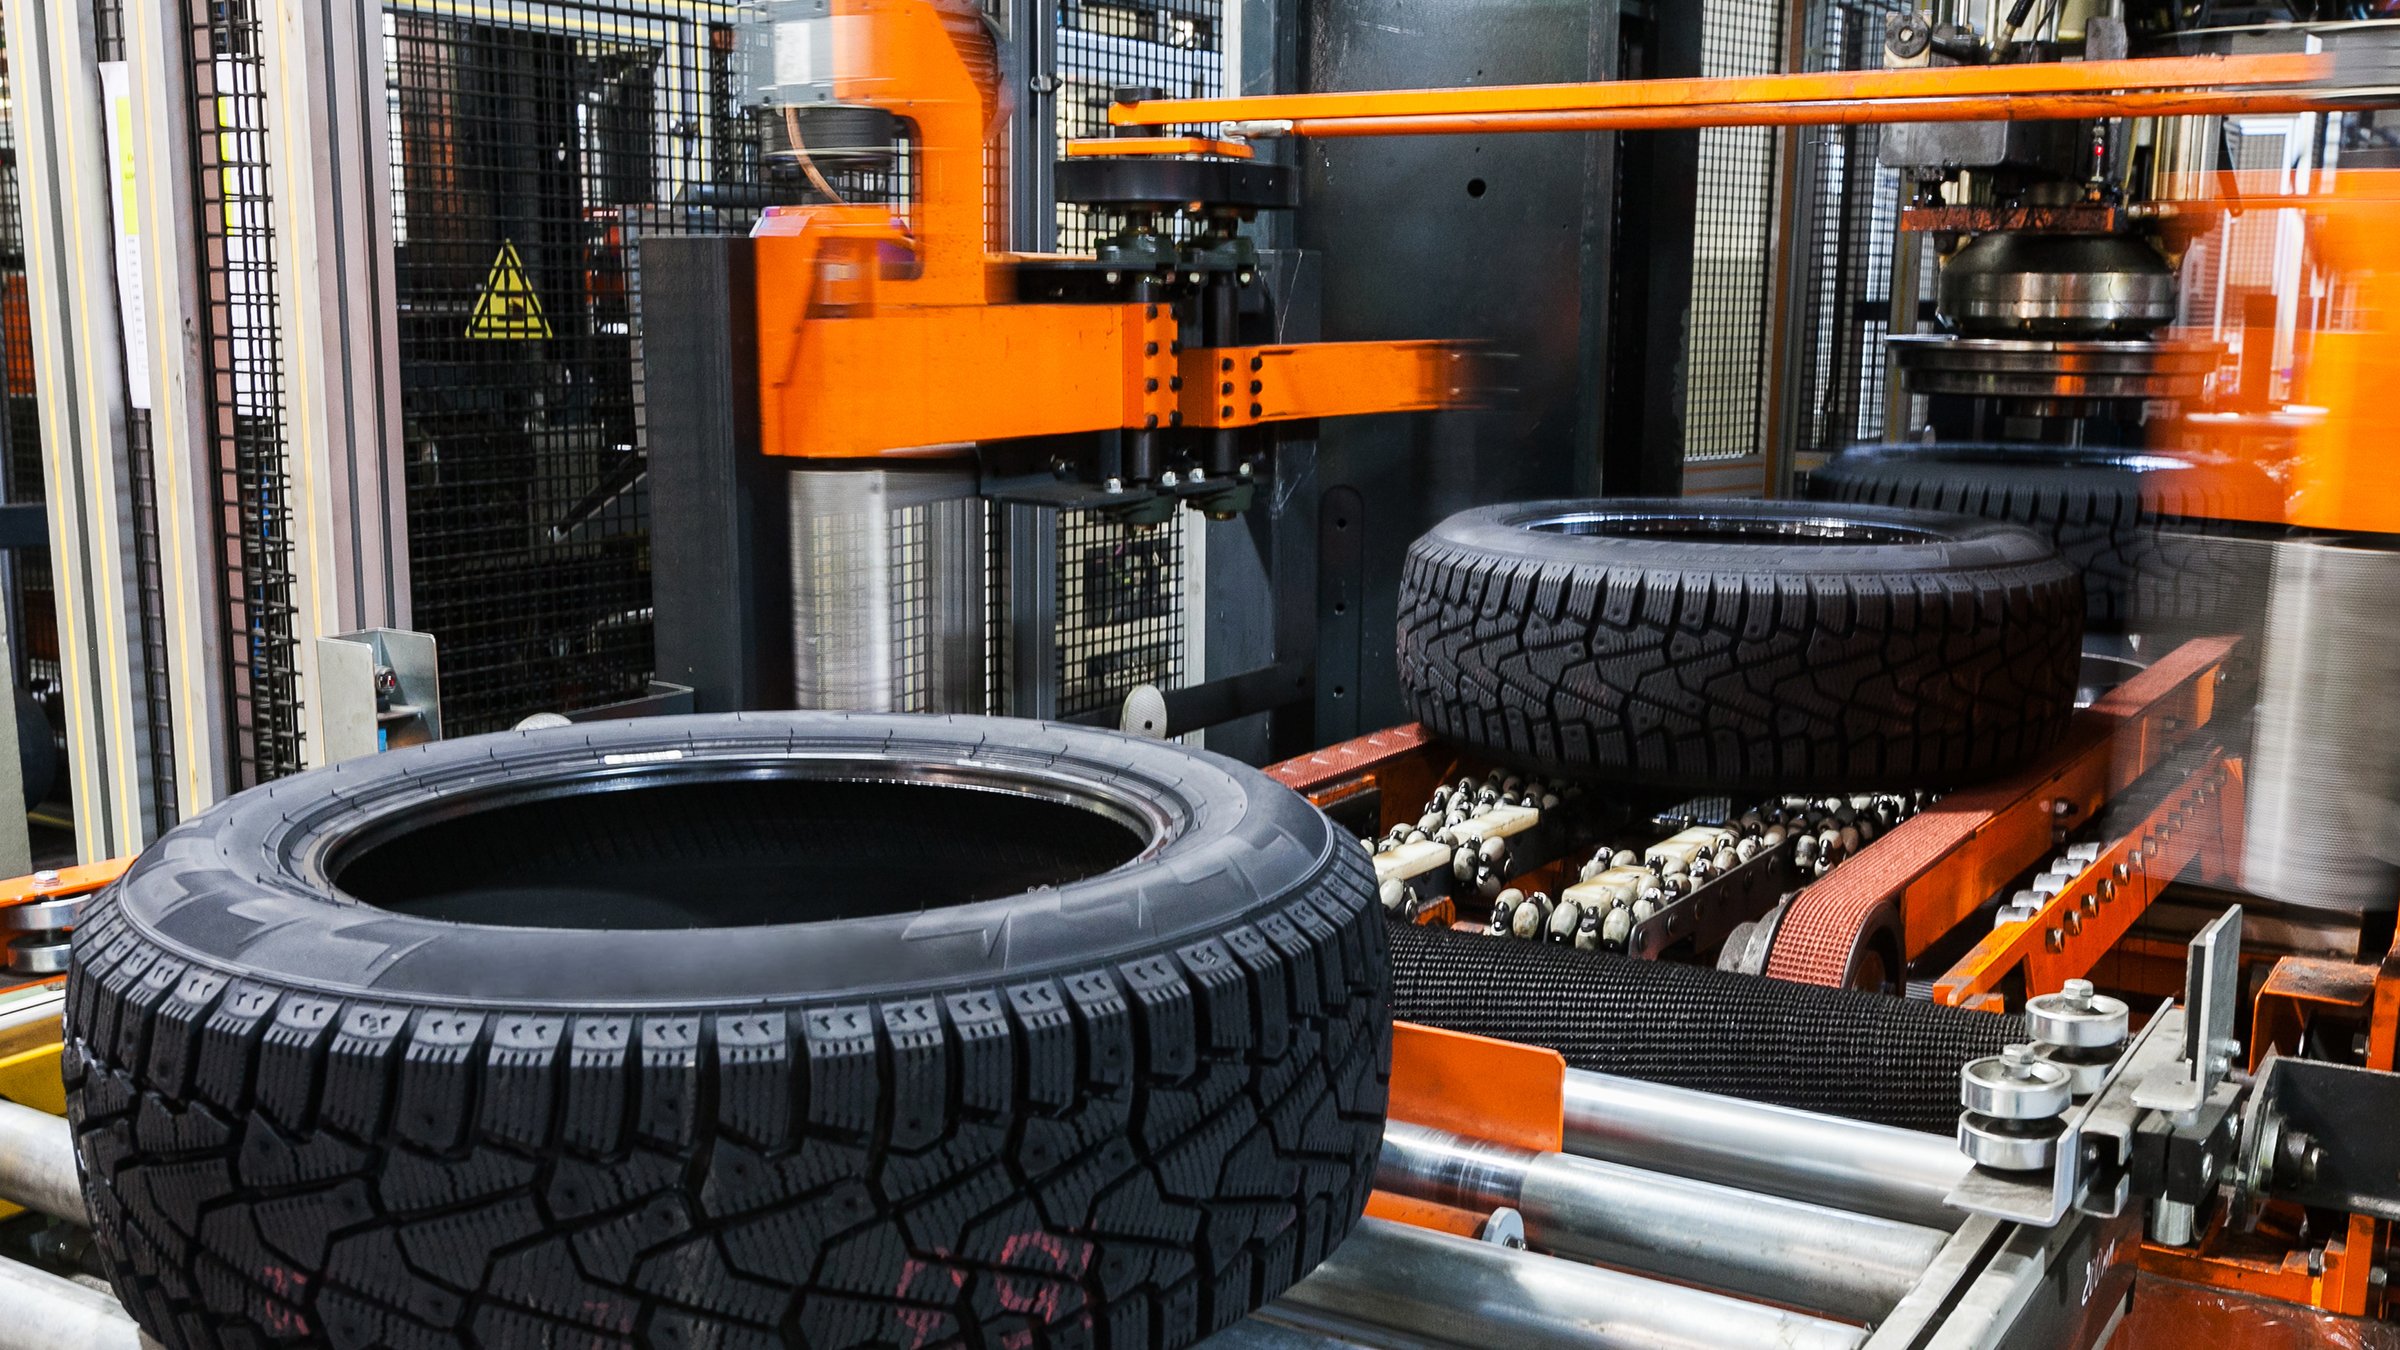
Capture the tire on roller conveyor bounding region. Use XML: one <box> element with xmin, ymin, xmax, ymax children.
<box><xmin>1395</xmin><ymin>498</ymin><xmax>2082</xmax><ymax>791</ymax></box>
<box><xmin>1384</xmin><ymin>919</ymin><xmax>2020</xmax><ymax>1133</ymax></box>
<box><xmin>66</xmin><ymin>713</ymin><xmax>1390</xmax><ymax>1350</ymax></box>
<box><xmin>1806</xmin><ymin>442</ymin><xmax>2274</xmax><ymax>631</ymax></box>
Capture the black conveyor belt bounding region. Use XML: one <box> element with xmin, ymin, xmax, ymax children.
<box><xmin>1386</xmin><ymin>919</ymin><xmax>2024</xmax><ymax>1133</ymax></box>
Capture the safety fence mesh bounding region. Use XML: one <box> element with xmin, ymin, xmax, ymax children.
<box><xmin>1792</xmin><ymin>0</ymin><xmax>1918</xmax><ymax>465</ymax></box>
<box><xmin>1683</xmin><ymin>0</ymin><xmax>1782</xmax><ymax>465</ymax></box>
<box><xmin>1053</xmin><ymin>0</ymin><xmax>1223</xmax><ymax>250</ymax></box>
<box><xmin>182</xmin><ymin>0</ymin><xmax>305</xmax><ymax>786</ymax></box>
<box><xmin>383</xmin><ymin>0</ymin><xmax>765</xmax><ymax>735</ymax></box>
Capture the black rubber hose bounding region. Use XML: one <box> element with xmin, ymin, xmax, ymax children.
<box><xmin>1386</xmin><ymin>919</ymin><xmax>2022</xmax><ymax>1133</ymax></box>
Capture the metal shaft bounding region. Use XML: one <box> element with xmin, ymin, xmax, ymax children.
<box><xmin>0</xmin><ymin>1256</ymin><xmax>145</xmax><ymax>1350</ymax></box>
<box><xmin>1260</xmin><ymin>1216</ymin><xmax>1868</xmax><ymax>1350</ymax></box>
<box><xmin>0</xmin><ymin>1096</ymin><xmax>85</xmax><ymax>1226</ymax></box>
<box><xmin>1562</xmin><ymin>1068</ymin><xmax>1970</xmax><ymax>1229</ymax></box>
<box><xmin>1377</xmin><ymin>1122</ymin><xmax>1944</xmax><ymax>1324</ymax></box>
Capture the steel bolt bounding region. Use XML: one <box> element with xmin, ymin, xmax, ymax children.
<box><xmin>2062</xmin><ymin>978</ymin><xmax>2095</xmax><ymax>1009</ymax></box>
<box><xmin>30</xmin><ymin>871</ymin><xmax>58</xmax><ymax>889</ymax></box>
<box><xmin>1160</xmin><ymin>471</ymin><xmax>1180</xmax><ymax>488</ymax></box>
<box><xmin>2045</xmin><ymin>928</ymin><xmax>2066</xmax><ymax>952</ymax></box>
<box><xmin>2064</xmin><ymin>910</ymin><xmax>2085</xmax><ymax>936</ymax></box>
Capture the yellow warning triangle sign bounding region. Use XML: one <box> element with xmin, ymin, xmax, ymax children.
<box><xmin>466</xmin><ymin>240</ymin><xmax>551</xmax><ymax>340</ymax></box>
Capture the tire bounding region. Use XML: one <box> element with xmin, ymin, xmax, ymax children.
<box><xmin>66</xmin><ymin>713</ymin><xmax>1390</xmax><ymax>1350</ymax></box>
<box><xmin>1395</xmin><ymin>498</ymin><xmax>2081</xmax><ymax>790</ymax></box>
<box><xmin>1806</xmin><ymin>442</ymin><xmax>2274</xmax><ymax>630</ymax></box>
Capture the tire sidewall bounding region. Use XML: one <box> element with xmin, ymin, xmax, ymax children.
<box><xmin>106</xmin><ymin>712</ymin><xmax>1352</xmax><ymax>1009</ymax></box>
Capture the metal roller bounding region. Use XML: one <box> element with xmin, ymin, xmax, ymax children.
<box><xmin>1960</xmin><ymin>1045</ymin><xmax>2073</xmax><ymax>1120</ymax></box>
<box><xmin>0</xmin><ymin>1255</ymin><xmax>145</xmax><ymax>1350</ymax></box>
<box><xmin>2025</xmin><ymin>979</ymin><xmax>2129</xmax><ymax>1050</ymax></box>
<box><xmin>1561</xmin><ymin>1069</ymin><xmax>1971</xmax><ymax>1229</ymax></box>
<box><xmin>0</xmin><ymin>1097</ymin><xmax>87</xmax><ymax>1226</ymax></box>
<box><xmin>0</xmin><ymin>894</ymin><xmax>85</xmax><ymax>933</ymax></box>
<box><xmin>1376</xmin><ymin>1122</ymin><xmax>1947</xmax><ymax>1322</ymax></box>
<box><xmin>7</xmin><ymin>936</ymin><xmax>70</xmax><ymax>978</ymax></box>
<box><xmin>1260</xmin><ymin>1216</ymin><xmax>1869</xmax><ymax>1350</ymax></box>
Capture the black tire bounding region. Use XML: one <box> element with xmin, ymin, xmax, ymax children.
<box><xmin>1395</xmin><ymin>498</ymin><xmax>2082</xmax><ymax>790</ymax></box>
<box><xmin>66</xmin><ymin>713</ymin><xmax>1390</xmax><ymax>1350</ymax></box>
<box><xmin>1806</xmin><ymin>442</ymin><xmax>2272</xmax><ymax>630</ymax></box>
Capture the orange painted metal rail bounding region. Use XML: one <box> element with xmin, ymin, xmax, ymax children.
<box><xmin>1062</xmin><ymin>135</ymin><xmax>1255</xmax><ymax>159</ymax></box>
<box><xmin>1764</xmin><ymin>636</ymin><xmax>2237</xmax><ymax>989</ymax></box>
<box><xmin>1111</xmin><ymin>52</ymin><xmax>2327</xmax><ymax>127</ymax></box>
<box><xmin>1214</xmin><ymin>90</ymin><xmax>2339</xmax><ymax>138</ymax></box>
<box><xmin>1931</xmin><ymin>752</ymin><xmax>2242</xmax><ymax>1011</ymax></box>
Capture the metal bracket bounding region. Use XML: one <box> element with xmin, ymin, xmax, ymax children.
<box><xmin>2132</xmin><ymin>905</ymin><xmax>2242</xmax><ymax>1116</ymax></box>
<box><xmin>2237</xmin><ymin>1054</ymin><xmax>2400</xmax><ymax>1224</ymax></box>
<box><xmin>1946</xmin><ymin>1001</ymin><xmax>2181</xmax><ymax>1227</ymax></box>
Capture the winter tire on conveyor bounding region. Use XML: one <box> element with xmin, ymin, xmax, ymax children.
<box><xmin>66</xmin><ymin>713</ymin><xmax>1391</xmax><ymax>1350</ymax></box>
<box><xmin>1806</xmin><ymin>442</ymin><xmax>2274</xmax><ymax>630</ymax></box>
<box><xmin>1395</xmin><ymin>498</ymin><xmax>2082</xmax><ymax>791</ymax></box>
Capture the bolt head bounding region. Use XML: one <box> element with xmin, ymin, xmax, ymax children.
<box><xmin>2046</xmin><ymin>928</ymin><xmax>2066</xmax><ymax>952</ymax></box>
<box><xmin>2064</xmin><ymin>978</ymin><xmax>2094</xmax><ymax>1007</ymax></box>
<box><xmin>1159</xmin><ymin>471</ymin><xmax>1180</xmax><ymax>488</ymax></box>
<box><xmin>30</xmin><ymin>871</ymin><xmax>58</xmax><ymax>888</ymax></box>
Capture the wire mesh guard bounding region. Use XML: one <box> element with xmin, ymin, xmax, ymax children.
<box><xmin>1793</xmin><ymin>0</ymin><xmax>1919</xmax><ymax>464</ymax></box>
<box><xmin>1051</xmin><ymin>509</ymin><xmax>1182</xmax><ymax>719</ymax></box>
<box><xmin>185</xmin><ymin>0</ymin><xmax>306</xmax><ymax>787</ymax></box>
<box><xmin>1683</xmin><ymin>0</ymin><xmax>1783</xmax><ymax>465</ymax></box>
<box><xmin>1053</xmin><ymin>0</ymin><xmax>1223</xmax><ymax>250</ymax></box>
<box><xmin>383</xmin><ymin>0</ymin><xmax>769</xmax><ymax>736</ymax></box>
<box><xmin>0</xmin><ymin>29</ymin><xmax>60</xmax><ymax>791</ymax></box>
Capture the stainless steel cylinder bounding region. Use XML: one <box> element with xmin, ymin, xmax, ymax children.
<box><xmin>785</xmin><ymin>468</ymin><xmax>985</xmax><ymax>714</ymax></box>
<box><xmin>1377</xmin><ymin>1123</ymin><xmax>1946</xmax><ymax>1323</ymax></box>
<box><xmin>2244</xmin><ymin>539</ymin><xmax>2400</xmax><ymax>911</ymax></box>
<box><xmin>0</xmin><ymin>1254</ymin><xmax>145</xmax><ymax>1350</ymax></box>
<box><xmin>1561</xmin><ymin>1069</ymin><xmax>1970</xmax><ymax>1229</ymax></box>
<box><xmin>1260</xmin><ymin>1217</ymin><xmax>1869</xmax><ymax>1350</ymax></box>
<box><xmin>0</xmin><ymin>1097</ymin><xmax>86</xmax><ymax>1226</ymax></box>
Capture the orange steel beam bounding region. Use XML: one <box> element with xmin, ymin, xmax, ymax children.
<box><xmin>1764</xmin><ymin>635</ymin><xmax>2236</xmax><ymax>987</ymax></box>
<box><xmin>1062</xmin><ymin>136</ymin><xmax>1255</xmax><ymax>159</ymax></box>
<box><xmin>1211</xmin><ymin>90</ymin><xmax>2342</xmax><ymax>138</ymax></box>
<box><xmin>1182</xmin><ymin>341</ymin><xmax>1477</xmax><ymax>429</ymax></box>
<box><xmin>1932</xmin><ymin>751</ymin><xmax>2240</xmax><ymax>1010</ymax></box>
<box><xmin>1111</xmin><ymin>52</ymin><xmax>2326</xmax><ymax>127</ymax></box>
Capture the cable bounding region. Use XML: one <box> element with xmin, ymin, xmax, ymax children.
<box><xmin>783</xmin><ymin>106</ymin><xmax>847</xmax><ymax>206</ymax></box>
